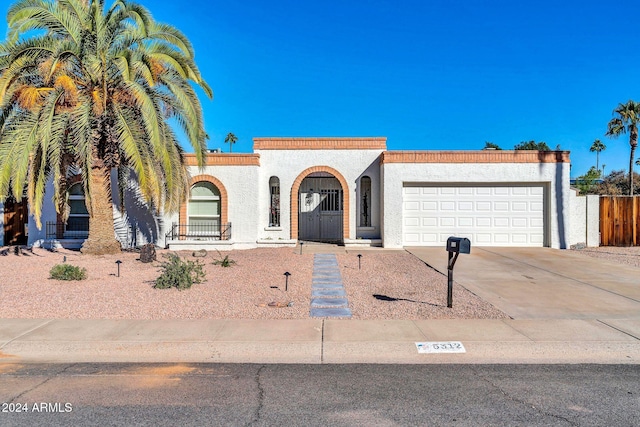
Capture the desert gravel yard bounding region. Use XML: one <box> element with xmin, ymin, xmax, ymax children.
<box><xmin>4</xmin><ymin>245</ymin><xmax>633</xmax><ymax>321</ymax></box>
<box><xmin>0</xmin><ymin>246</ymin><xmax>508</xmax><ymax>320</ymax></box>
<box><xmin>571</xmin><ymin>245</ymin><xmax>640</xmax><ymax>268</ymax></box>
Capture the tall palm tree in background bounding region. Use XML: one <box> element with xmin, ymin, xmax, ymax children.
<box><xmin>224</xmin><ymin>132</ymin><xmax>237</xmax><ymax>153</ymax></box>
<box><xmin>589</xmin><ymin>139</ymin><xmax>606</xmax><ymax>174</ymax></box>
<box><xmin>606</xmin><ymin>100</ymin><xmax>640</xmax><ymax>195</ymax></box>
<box><xmin>0</xmin><ymin>0</ymin><xmax>212</xmax><ymax>254</ymax></box>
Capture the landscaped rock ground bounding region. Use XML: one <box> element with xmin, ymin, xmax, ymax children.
<box><xmin>0</xmin><ymin>246</ymin><xmax>508</xmax><ymax>320</ymax></box>
<box><xmin>4</xmin><ymin>245</ymin><xmax>632</xmax><ymax>321</ymax></box>
<box><xmin>571</xmin><ymin>246</ymin><xmax>640</xmax><ymax>268</ymax></box>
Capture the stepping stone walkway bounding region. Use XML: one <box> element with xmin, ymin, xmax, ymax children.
<box><xmin>310</xmin><ymin>254</ymin><xmax>352</xmax><ymax>318</ymax></box>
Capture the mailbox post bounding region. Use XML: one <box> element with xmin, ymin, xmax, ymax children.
<box><xmin>445</xmin><ymin>237</ymin><xmax>471</xmax><ymax>308</ymax></box>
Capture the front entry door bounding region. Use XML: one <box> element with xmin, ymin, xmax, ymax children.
<box><xmin>3</xmin><ymin>197</ymin><xmax>28</xmax><ymax>246</ymax></box>
<box><xmin>299</xmin><ymin>176</ymin><xmax>343</xmax><ymax>242</ymax></box>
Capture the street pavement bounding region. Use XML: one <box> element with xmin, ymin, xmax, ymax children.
<box><xmin>1</xmin><ymin>246</ymin><xmax>640</xmax><ymax>365</ymax></box>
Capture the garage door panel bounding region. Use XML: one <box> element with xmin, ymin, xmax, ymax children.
<box><xmin>511</xmin><ymin>218</ymin><xmax>528</xmax><ymax>228</ymax></box>
<box><xmin>404</xmin><ymin>201</ymin><xmax>419</xmax><ymax>211</ymax></box>
<box><xmin>476</xmin><ymin>201</ymin><xmax>492</xmax><ymax>211</ymax></box>
<box><xmin>458</xmin><ymin>201</ymin><xmax>473</xmax><ymax>211</ymax></box>
<box><xmin>422</xmin><ymin>201</ymin><xmax>437</xmax><ymax>210</ymax></box>
<box><xmin>494</xmin><ymin>201</ymin><xmax>509</xmax><ymax>211</ymax></box>
<box><xmin>422</xmin><ymin>217</ymin><xmax>437</xmax><ymax>227</ymax></box>
<box><xmin>421</xmin><ymin>233</ymin><xmax>438</xmax><ymax>243</ymax></box>
<box><xmin>458</xmin><ymin>217</ymin><xmax>473</xmax><ymax>227</ymax></box>
<box><xmin>404</xmin><ymin>217</ymin><xmax>419</xmax><ymax>227</ymax></box>
<box><xmin>403</xmin><ymin>185</ymin><xmax>545</xmax><ymax>247</ymax></box>
<box><xmin>530</xmin><ymin>217</ymin><xmax>544</xmax><ymax>227</ymax></box>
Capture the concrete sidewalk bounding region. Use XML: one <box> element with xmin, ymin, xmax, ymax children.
<box><xmin>2</xmin><ymin>317</ymin><xmax>640</xmax><ymax>364</ymax></box>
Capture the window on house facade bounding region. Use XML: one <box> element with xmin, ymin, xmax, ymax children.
<box><xmin>360</xmin><ymin>176</ymin><xmax>371</xmax><ymax>227</ymax></box>
<box><xmin>269</xmin><ymin>176</ymin><xmax>280</xmax><ymax>227</ymax></box>
<box><xmin>66</xmin><ymin>183</ymin><xmax>89</xmax><ymax>236</ymax></box>
<box><xmin>188</xmin><ymin>181</ymin><xmax>221</xmax><ymax>235</ymax></box>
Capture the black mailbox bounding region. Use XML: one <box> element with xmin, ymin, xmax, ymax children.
<box><xmin>445</xmin><ymin>236</ymin><xmax>471</xmax><ymax>308</ymax></box>
<box><xmin>446</xmin><ymin>237</ymin><xmax>471</xmax><ymax>254</ymax></box>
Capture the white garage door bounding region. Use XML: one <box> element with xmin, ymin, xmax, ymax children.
<box><xmin>402</xmin><ymin>185</ymin><xmax>545</xmax><ymax>247</ymax></box>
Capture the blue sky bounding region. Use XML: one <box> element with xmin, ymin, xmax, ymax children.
<box><xmin>3</xmin><ymin>0</ymin><xmax>639</xmax><ymax>177</ymax></box>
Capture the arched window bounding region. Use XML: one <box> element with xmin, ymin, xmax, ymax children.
<box><xmin>67</xmin><ymin>183</ymin><xmax>89</xmax><ymax>236</ymax></box>
<box><xmin>188</xmin><ymin>182</ymin><xmax>221</xmax><ymax>235</ymax></box>
<box><xmin>359</xmin><ymin>176</ymin><xmax>371</xmax><ymax>227</ymax></box>
<box><xmin>269</xmin><ymin>176</ymin><xmax>280</xmax><ymax>227</ymax></box>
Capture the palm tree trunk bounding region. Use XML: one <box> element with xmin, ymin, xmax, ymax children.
<box><xmin>630</xmin><ymin>128</ymin><xmax>638</xmax><ymax>196</ymax></box>
<box><xmin>80</xmin><ymin>164</ymin><xmax>121</xmax><ymax>255</ymax></box>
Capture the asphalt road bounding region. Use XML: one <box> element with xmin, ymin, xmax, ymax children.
<box><xmin>1</xmin><ymin>363</ymin><xmax>639</xmax><ymax>426</ymax></box>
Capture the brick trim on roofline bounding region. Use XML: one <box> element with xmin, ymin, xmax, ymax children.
<box><xmin>290</xmin><ymin>166</ymin><xmax>350</xmax><ymax>241</ymax></box>
<box><xmin>380</xmin><ymin>150</ymin><xmax>570</xmax><ymax>164</ymax></box>
<box><xmin>183</xmin><ymin>153</ymin><xmax>260</xmax><ymax>166</ymax></box>
<box><xmin>179</xmin><ymin>175</ymin><xmax>228</xmax><ymax>234</ymax></box>
<box><xmin>254</xmin><ymin>137</ymin><xmax>387</xmax><ymax>150</ymax></box>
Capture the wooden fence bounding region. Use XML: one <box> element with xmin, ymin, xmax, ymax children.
<box><xmin>600</xmin><ymin>196</ymin><xmax>640</xmax><ymax>246</ymax></box>
<box><xmin>3</xmin><ymin>198</ymin><xmax>28</xmax><ymax>246</ymax></box>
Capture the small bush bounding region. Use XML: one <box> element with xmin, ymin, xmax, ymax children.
<box><xmin>49</xmin><ymin>264</ymin><xmax>87</xmax><ymax>281</ymax></box>
<box><xmin>212</xmin><ymin>250</ymin><xmax>236</xmax><ymax>267</ymax></box>
<box><xmin>154</xmin><ymin>253</ymin><xmax>206</xmax><ymax>290</ymax></box>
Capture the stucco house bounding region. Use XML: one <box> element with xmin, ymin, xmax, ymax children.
<box><xmin>1</xmin><ymin>137</ymin><xmax>598</xmax><ymax>250</ymax></box>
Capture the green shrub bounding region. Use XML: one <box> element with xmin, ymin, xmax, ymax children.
<box><xmin>154</xmin><ymin>253</ymin><xmax>206</xmax><ymax>290</ymax></box>
<box><xmin>212</xmin><ymin>250</ymin><xmax>236</xmax><ymax>267</ymax></box>
<box><xmin>49</xmin><ymin>264</ymin><xmax>87</xmax><ymax>281</ymax></box>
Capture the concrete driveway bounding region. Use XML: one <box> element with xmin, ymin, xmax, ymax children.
<box><xmin>406</xmin><ymin>246</ymin><xmax>640</xmax><ymax>320</ymax></box>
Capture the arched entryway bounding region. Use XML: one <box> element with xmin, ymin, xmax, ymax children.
<box><xmin>291</xmin><ymin>166</ymin><xmax>350</xmax><ymax>242</ymax></box>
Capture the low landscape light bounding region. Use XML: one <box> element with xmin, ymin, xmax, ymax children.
<box><xmin>115</xmin><ymin>260</ymin><xmax>122</xmax><ymax>277</ymax></box>
<box><xmin>299</xmin><ymin>242</ymin><xmax>304</xmax><ymax>255</ymax></box>
<box><xmin>284</xmin><ymin>271</ymin><xmax>291</xmax><ymax>291</ymax></box>
<box><xmin>357</xmin><ymin>254</ymin><xmax>362</xmax><ymax>270</ymax></box>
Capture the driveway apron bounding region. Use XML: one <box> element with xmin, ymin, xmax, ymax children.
<box><xmin>406</xmin><ymin>247</ymin><xmax>640</xmax><ymax>320</ymax></box>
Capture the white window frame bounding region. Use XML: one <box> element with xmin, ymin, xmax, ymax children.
<box><xmin>187</xmin><ymin>182</ymin><xmax>221</xmax><ymax>237</ymax></box>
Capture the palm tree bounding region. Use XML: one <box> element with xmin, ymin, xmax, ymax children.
<box><xmin>0</xmin><ymin>0</ymin><xmax>212</xmax><ymax>254</ymax></box>
<box><xmin>224</xmin><ymin>132</ymin><xmax>238</xmax><ymax>153</ymax></box>
<box><xmin>606</xmin><ymin>100</ymin><xmax>640</xmax><ymax>195</ymax></box>
<box><xmin>589</xmin><ymin>139</ymin><xmax>606</xmax><ymax>172</ymax></box>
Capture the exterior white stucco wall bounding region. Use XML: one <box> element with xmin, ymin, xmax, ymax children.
<box><xmin>255</xmin><ymin>149</ymin><xmax>384</xmax><ymax>241</ymax></box>
<box><xmin>568</xmin><ymin>190</ymin><xmax>600</xmax><ymax>247</ymax></box>
<box><xmin>381</xmin><ymin>161</ymin><xmax>572</xmax><ymax>249</ymax></box>
<box><xmin>112</xmin><ymin>172</ymin><xmax>166</xmax><ymax>248</ymax></box>
<box><xmin>22</xmin><ymin>170</ymin><xmax>160</xmax><ymax>249</ymax></box>
<box><xmin>27</xmin><ymin>180</ymin><xmax>61</xmax><ymax>246</ymax></box>
<box><xmin>163</xmin><ymin>164</ymin><xmax>261</xmax><ymax>248</ymax></box>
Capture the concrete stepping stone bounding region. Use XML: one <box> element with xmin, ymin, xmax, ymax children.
<box><xmin>311</xmin><ymin>283</ymin><xmax>344</xmax><ymax>289</ymax></box>
<box><xmin>310</xmin><ymin>308</ymin><xmax>352</xmax><ymax>318</ymax></box>
<box><xmin>312</xmin><ymin>281</ymin><xmax>343</xmax><ymax>285</ymax></box>
<box><xmin>311</xmin><ymin>298</ymin><xmax>348</xmax><ymax>307</ymax></box>
<box><xmin>312</xmin><ymin>289</ymin><xmax>347</xmax><ymax>297</ymax></box>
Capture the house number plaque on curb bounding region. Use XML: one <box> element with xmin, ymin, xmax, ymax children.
<box><xmin>415</xmin><ymin>342</ymin><xmax>466</xmax><ymax>354</ymax></box>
